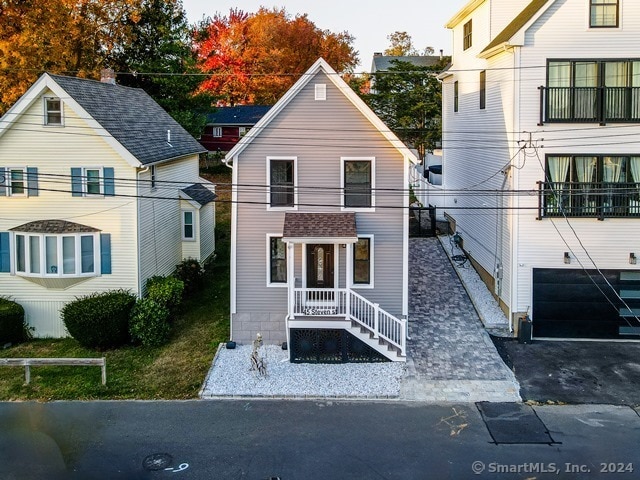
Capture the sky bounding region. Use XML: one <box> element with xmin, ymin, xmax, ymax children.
<box><xmin>181</xmin><ymin>0</ymin><xmax>470</xmax><ymax>71</ymax></box>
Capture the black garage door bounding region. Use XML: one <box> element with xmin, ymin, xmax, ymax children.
<box><xmin>533</xmin><ymin>268</ymin><xmax>640</xmax><ymax>339</ymax></box>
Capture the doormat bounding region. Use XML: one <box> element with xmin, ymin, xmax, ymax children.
<box><xmin>477</xmin><ymin>402</ymin><xmax>558</xmax><ymax>445</ymax></box>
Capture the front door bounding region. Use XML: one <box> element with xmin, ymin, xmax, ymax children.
<box><xmin>306</xmin><ymin>244</ymin><xmax>334</xmax><ymax>288</ymax></box>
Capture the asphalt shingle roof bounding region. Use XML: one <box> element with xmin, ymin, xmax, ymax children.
<box><xmin>10</xmin><ymin>220</ymin><xmax>99</xmax><ymax>233</ymax></box>
<box><xmin>49</xmin><ymin>74</ymin><xmax>205</xmax><ymax>166</ymax></box>
<box><xmin>205</xmin><ymin>105</ymin><xmax>272</xmax><ymax>125</ymax></box>
<box><xmin>282</xmin><ymin>213</ymin><xmax>357</xmax><ymax>240</ymax></box>
<box><xmin>181</xmin><ymin>183</ymin><xmax>217</xmax><ymax>206</ymax></box>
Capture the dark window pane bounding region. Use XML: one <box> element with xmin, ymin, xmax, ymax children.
<box><xmin>270</xmin><ymin>237</ymin><xmax>287</xmax><ymax>283</ymax></box>
<box><xmin>270</xmin><ymin>160</ymin><xmax>294</xmax><ymax>207</ymax></box>
<box><xmin>344</xmin><ymin>161</ymin><xmax>371</xmax><ymax>208</ymax></box>
<box><xmin>353</xmin><ymin>238</ymin><xmax>370</xmax><ymax>284</ymax></box>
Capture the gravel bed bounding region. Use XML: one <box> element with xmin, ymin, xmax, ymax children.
<box><xmin>201</xmin><ymin>345</ymin><xmax>405</xmax><ymax>398</ymax></box>
<box><xmin>439</xmin><ymin>235</ymin><xmax>510</xmax><ymax>329</ymax></box>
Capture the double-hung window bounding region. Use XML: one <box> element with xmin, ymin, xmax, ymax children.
<box><xmin>71</xmin><ymin>167</ymin><xmax>115</xmax><ymax>196</ymax></box>
<box><xmin>352</xmin><ymin>237</ymin><xmax>373</xmax><ymax>287</ymax></box>
<box><xmin>268</xmin><ymin>235</ymin><xmax>287</xmax><ymax>285</ymax></box>
<box><xmin>182</xmin><ymin>211</ymin><xmax>195</xmax><ymax>240</ymax></box>
<box><xmin>44</xmin><ymin>97</ymin><xmax>62</xmax><ymax>125</ymax></box>
<box><xmin>0</xmin><ymin>167</ymin><xmax>39</xmax><ymax>197</ymax></box>
<box><xmin>212</xmin><ymin>127</ymin><xmax>222</xmax><ymax>137</ymax></box>
<box><xmin>590</xmin><ymin>0</ymin><xmax>619</xmax><ymax>28</ymax></box>
<box><xmin>268</xmin><ymin>157</ymin><xmax>296</xmax><ymax>208</ymax></box>
<box><xmin>343</xmin><ymin>158</ymin><xmax>374</xmax><ymax>209</ymax></box>
<box><xmin>463</xmin><ymin>20</ymin><xmax>472</xmax><ymax>50</ymax></box>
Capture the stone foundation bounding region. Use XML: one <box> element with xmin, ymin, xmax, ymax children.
<box><xmin>231</xmin><ymin>312</ymin><xmax>288</xmax><ymax>344</ymax></box>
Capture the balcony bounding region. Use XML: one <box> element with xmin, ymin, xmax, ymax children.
<box><xmin>539</xmin><ymin>86</ymin><xmax>640</xmax><ymax>125</ymax></box>
<box><xmin>538</xmin><ymin>182</ymin><xmax>640</xmax><ymax>219</ymax></box>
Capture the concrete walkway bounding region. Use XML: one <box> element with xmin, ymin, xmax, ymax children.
<box><xmin>400</xmin><ymin>237</ymin><xmax>521</xmax><ymax>402</ymax></box>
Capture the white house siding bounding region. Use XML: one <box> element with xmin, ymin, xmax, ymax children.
<box><xmin>443</xmin><ymin>3</ymin><xmax>517</xmax><ymax>310</ymax></box>
<box><xmin>511</xmin><ymin>0</ymin><xmax>640</xmax><ymax>315</ymax></box>
<box><xmin>0</xmin><ymin>90</ymin><xmax>139</xmax><ymax>337</ymax></box>
<box><xmin>138</xmin><ymin>155</ymin><xmax>201</xmax><ymax>292</ymax></box>
<box><xmin>232</xmin><ymin>71</ymin><xmax>407</xmax><ymax>344</ymax></box>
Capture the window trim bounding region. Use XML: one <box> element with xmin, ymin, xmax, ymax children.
<box><xmin>479</xmin><ymin>70</ymin><xmax>486</xmax><ymax>110</ymax></box>
<box><xmin>211</xmin><ymin>127</ymin><xmax>222</xmax><ymax>137</ymax></box>
<box><xmin>83</xmin><ymin>167</ymin><xmax>103</xmax><ymax>196</ymax></box>
<box><xmin>341</xmin><ymin>157</ymin><xmax>376</xmax><ymax>212</ymax></box>
<box><xmin>6</xmin><ymin>167</ymin><xmax>27</xmax><ymax>197</ymax></box>
<box><xmin>463</xmin><ymin>19</ymin><xmax>473</xmax><ymax>50</ymax></box>
<box><xmin>43</xmin><ymin>96</ymin><xmax>63</xmax><ymax>126</ymax></box>
<box><xmin>454</xmin><ymin>81</ymin><xmax>459</xmax><ymax>113</ymax></box>
<box><xmin>182</xmin><ymin>209</ymin><xmax>196</xmax><ymax>241</ymax></box>
<box><xmin>349</xmin><ymin>235</ymin><xmax>374</xmax><ymax>289</ymax></box>
<box><xmin>267</xmin><ymin>156</ymin><xmax>298</xmax><ymax>211</ymax></box>
<box><xmin>12</xmin><ymin>232</ymin><xmax>100</xmax><ymax>278</ymax></box>
<box><xmin>266</xmin><ymin>234</ymin><xmax>288</xmax><ymax>287</ymax></box>
<box><xmin>589</xmin><ymin>0</ymin><xmax>619</xmax><ymax>28</ymax></box>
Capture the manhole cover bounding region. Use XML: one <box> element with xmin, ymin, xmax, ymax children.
<box><xmin>143</xmin><ymin>453</ymin><xmax>173</xmax><ymax>471</ymax></box>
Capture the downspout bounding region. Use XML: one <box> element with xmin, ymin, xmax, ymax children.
<box><xmin>136</xmin><ymin>165</ymin><xmax>149</xmax><ymax>298</ymax></box>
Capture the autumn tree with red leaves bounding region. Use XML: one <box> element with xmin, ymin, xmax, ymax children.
<box><xmin>194</xmin><ymin>7</ymin><xmax>358</xmax><ymax>105</ymax></box>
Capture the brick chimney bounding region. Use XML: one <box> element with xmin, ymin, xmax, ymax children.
<box><xmin>100</xmin><ymin>68</ymin><xmax>116</xmax><ymax>85</ymax></box>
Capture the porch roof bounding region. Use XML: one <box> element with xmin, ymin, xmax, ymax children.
<box><xmin>282</xmin><ymin>212</ymin><xmax>358</xmax><ymax>244</ymax></box>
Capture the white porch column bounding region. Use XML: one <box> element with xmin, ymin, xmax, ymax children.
<box><xmin>287</xmin><ymin>242</ymin><xmax>295</xmax><ymax>318</ymax></box>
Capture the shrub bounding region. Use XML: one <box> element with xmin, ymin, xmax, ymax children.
<box><xmin>0</xmin><ymin>298</ymin><xmax>29</xmax><ymax>344</ymax></box>
<box><xmin>174</xmin><ymin>258</ymin><xmax>204</xmax><ymax>296</ymax></box>
<box><xmin>62</xmin><ymin>290</ymin><xmax>136</xmax><ymax>349</ymax></box>
<box><xmin>146</xmin><ymin>276</ymin><xmax>184</xmax><ymax>314</ymax></box>
<box><xmin>129</xmin><ymin>298</ymin><xmax>171</xmax><ymax>347</ymax></box>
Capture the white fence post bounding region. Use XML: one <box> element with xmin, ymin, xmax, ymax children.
<box><xmin>373</xmin><ymin>303</ymin><xmax>379</xmax><ymax>339</ymax></box>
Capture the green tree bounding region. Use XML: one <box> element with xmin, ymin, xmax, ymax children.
<box><xmin>111</xmin><ymin>0</ymin><xmax>215</xmax><ymax>136</ymax></box>
<box><xmin>364</xmin><ymin>60</ymin><xmax>445</xmax><ymax>161</ymax></box>
<box><xmin>384</xmin><ymin>31</ymin><xmax>436</xmax><ymax>57</ymax></box>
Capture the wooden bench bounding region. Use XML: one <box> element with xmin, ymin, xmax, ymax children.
<box><xmin>0</xmin><ymin>357</ymin><xmax>106</xmax><ymax>385</ymax></box>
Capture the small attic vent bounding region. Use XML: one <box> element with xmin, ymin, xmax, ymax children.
<box><xmin>315</xmin><ymin>84</ymin><xmax>327</xmax><ymax>101</ymax></box>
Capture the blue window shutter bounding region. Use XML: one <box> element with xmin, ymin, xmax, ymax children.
<box><xmin>27</xmin><ymin>167</ymin><xmax>38</xmax><ymax>196</ymax></box>
<box><xmin>0</xmin><ymin>167</ymin><xmax>6</xmax><ymax>196</ymax></box>
<box><xmin>71</xmin><ymin>168</ymin><xmax>82</xmax><ymax>196</ymax></box>
<box><xmin>100</xmin><ymin>233</ymin><xmax>111</xmax><ymax>274</ymax></box>
<box><xmin>103</xmin><ymin>167</ymin><xmax>115</xmax><ymax>196</ymax></box>
<box><xmin>0</xmin><ymin>232</ymin><xmax>9</xmax><ymax>273</ymax></box>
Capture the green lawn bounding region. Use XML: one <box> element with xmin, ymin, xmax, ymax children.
<box><xmin>0</xmin><ymin>167</ymin><xmax>232</xmax><ymax>401</ymax></box>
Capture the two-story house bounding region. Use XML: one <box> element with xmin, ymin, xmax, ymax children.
<box><xmin>0</xmin><ymin>71</ymin><xmax>215</xmax><ymax>337</ymax></box>
<box><xmin>440</xmin><ymin>0</ymin><xmax>640</xmax><ymax>339</ymax></box>
<box><xmin>225</xmin><ymin>58</ymin><xmax>418</xmax><ymax>362</ymax></box>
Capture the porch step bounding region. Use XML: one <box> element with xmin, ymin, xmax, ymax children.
<box><xmin>347</xmin><ymin>324</ymin><xmax>406</xmax><ymax>361</ymax></box>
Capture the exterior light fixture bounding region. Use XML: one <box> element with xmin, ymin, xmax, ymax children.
<box><xmin>564</xmin><ymin>252</ymin><xmax>571</xmax><ymax>264</ymax></box>
<box><xmin>630</xmin><ymin>253</ymin><xmax>637</xmax><ymax>265</ymax></box>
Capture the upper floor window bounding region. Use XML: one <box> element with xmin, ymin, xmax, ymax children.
<box><xmin>543</xmin><ymin>59</ymin><xmax>640</xmax><ymax>124</ymax></box>
<box><xmin>463</xmin><ymin>20</ymin><xmax>472</xmax><ymax>50</ymax></box>
<box><xmin>71</xmin><ymin>167</ymin><xmax>115</xmax><ymax>197</ymax></box>
<box><xmin>454</xmin><ymin>81</ymin><xmax>459</xmax><ymax>112</ymax></box>
<box><xmin>542</xmin><ymin>154</ymin><xmax>640</xmax><ymax>218</ymax></box>
<box><xmin>343</xmin><ymin>158</ymin><xmax>374</xmax><ymax>209</ymax></box>
<box><xmin>44</xmin><ymin>97</ymin><xmax>62</xmax><ymax>125</ymax></box>
<box><xmin>212</xmin><ymin>127</ymin><xmax>222</xmax><ymax>137</ymax></box>
<box><xmin>590</xmin><ymin>0</ymin><xmax>619</xmax><ymax>28</ymax></box>
<box><xmin>268</xmin><ymin>157</ymin><xmax>296</xmax><ymax>208</ymax></box>
<box><xmin>0</xmin><ymin>167</ymin><xmax>39</xmax><ymax>197</ymax></box>
<box><xmin>479</xmin><ymin>70</ymin><xmax>486</xmax><ymax>110</ymax></box>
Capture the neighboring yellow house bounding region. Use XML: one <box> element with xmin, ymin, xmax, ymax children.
<box><xmin>0</xmin><ymin>71</ymin><xmax>215</xmax><ymax>337</ymax></box>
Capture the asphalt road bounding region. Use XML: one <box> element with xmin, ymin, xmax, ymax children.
<box><xmin>1</xmin><ymin>400</ymin><xmax>640</xmax><ymax>480</ymax></box>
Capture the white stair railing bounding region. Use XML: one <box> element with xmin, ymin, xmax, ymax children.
<box><xmin>291</xmin><ymin>288</ymin><xmax>406</xmax><ymax>357</ymax></box>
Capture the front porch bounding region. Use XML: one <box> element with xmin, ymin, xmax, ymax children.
<box><xmin>280</xmin><ymin>212</ymin><xmax>407</xmax><ymax>362</ymax></box>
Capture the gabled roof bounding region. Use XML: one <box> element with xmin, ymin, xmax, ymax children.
<box><xmin>371</xmin><ymin>55</ymin><xmax>444</xmax><ymax>72</ymax></box>
<box><xmin>480</xmin><ymin>0</ymin><xmax>551</xmax><ymax>55</ymax></box>
<box><xmin>205</xmin><ymin>105</ymin><xmax>271</xmax><ymax>126</ymax></box>
<box><xmin>0</xmin><ymin>73</ymin><xmax>205</xmax><ymax>167</ymax></box>
<box><xmin>225</xmin><ymin>58</ymin><xmax>418</xmax><ymax>164</ymax></box>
